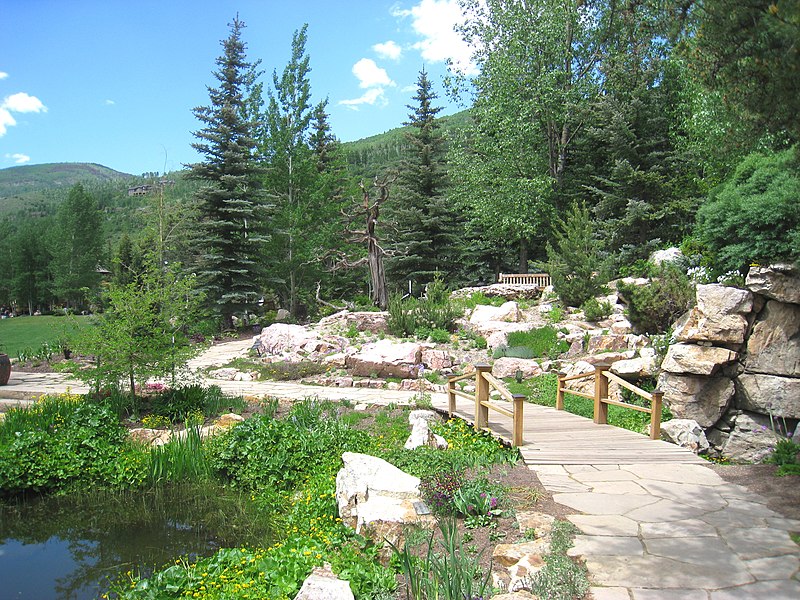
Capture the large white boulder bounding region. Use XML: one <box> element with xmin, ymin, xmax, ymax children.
<box><xmin>255</xmin><ymin>323</ymin><xmax>321</xmax><ymax>355</ymax></box>
<box><xmin>469</xmin><ymin>301</ymin><xmax>522</xmax><ymax>324</ymax></box>
<box><xmin>746</xmin><ymin>263</ymin><xmax>800</xmax><ymax>305</ymax></box>
<box><xmin>657</xmin><ymin>372</ymin><xmax>734</xmax><ymax>428</ymax></box>
<box><xmin>658</xmin><ymin>419</ymin><xmax>710</xmax><ymax>454</ymax></box>
<box><xmin>737</xmin><ymin>373</ymin><xmax>800</xmax><ymax>418</ymax></box>
<box><xmin>650</xmin><ymin>247</ymin><xmax>683</xmax><ymax>266</ymax></box>
<box><xmin>336</xmin><ymin>452</ymin><xmax>434</xmax><ymax>557</ymax></box>
<box><xmin>295</xmin><ymin>563</ymin><xmax>354</xmax><ymax>600</ymax></box>
<box><xmin>745</xmin><ymin>300</ymin><xmax>800</xmax><ymax>377</ymax></box>
<box><xmin>673</xmin><ymin>284</ymin><xmax>753</xmax><ymax>347</ymax></box>
<box><xmin>345</xmin><ymin>340</ymin><xmax>423</xmax><ymax>378</ymax></box>
<box><xmin>492</xmin><ymin>357</ymin><xmax>542</xmax><ymax>380</ymax></box>
<box><xmin>660</xmin><ymin>343</ymin><xmax>739</xmax><ymax>376</ymax></box>
<box><xmin>404</xmin><ymin>410</ymin><xmax>448</xmax><ymax>450</ymax></box>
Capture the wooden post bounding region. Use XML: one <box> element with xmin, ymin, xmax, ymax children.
<box><xmin>556</xmin><ymin>372</ymin><xmax>566</xmax><ymax>411</ymax></box>
<box><xmin>475</xmin><ymin>364</ymin><xmax>491</xmax><ymax>431</ymax></box>
<box><xmin>650</xmin><ymin>389</ymin><xmax>663</xmax><ymax>440</ymax></box>
<box><xmin>512</xmin><ymin>394</ymin><xmax>525</xmax><ymax>446</ymax></box>
<box><xmin>593</xmin><ymin>363</ymin><xmax>609</xmax><ymax>425</ymax></box>
<box><xmin>447</xmin><ymin>380</ymin><xmax>455</xmax><ymax>417</ymax></box>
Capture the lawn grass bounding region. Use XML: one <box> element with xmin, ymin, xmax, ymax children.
<box><xmin>0</xmin><ymin>315</ymin><xmax>93</xmax><ymax>357</ymax></box>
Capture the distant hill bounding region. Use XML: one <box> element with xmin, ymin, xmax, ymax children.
<box><xmin>341</xmin><ymin>109</ymin><xmax>472</xmax><ymax>177</ymax></box>
<box><xmin>0</xmin><ymin>162</ymin><xmax>136</xmax><ymax>217</ymax></box>
<box><xmin>0</xmin><ymin>162</ymin><xmax>134</xmax><ymax>198</ymax></box>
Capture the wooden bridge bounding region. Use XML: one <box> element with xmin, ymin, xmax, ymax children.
<box><xmin>445</xmin><ymin>367</ymin><xmax>706</xmax><ymax>466</ymax></box>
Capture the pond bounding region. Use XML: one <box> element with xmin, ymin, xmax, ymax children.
<box><xmin>0</xmin><ymin>483</ymin><xmax>276</xmax><ymax>599</ymax></box>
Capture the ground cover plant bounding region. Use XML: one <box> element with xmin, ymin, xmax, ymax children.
<box><xmin>493</xmin><ymin>326</ymin><xmax>569</xmax><ymax>360</ymax></box>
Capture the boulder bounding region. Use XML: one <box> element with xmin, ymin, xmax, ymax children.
<box><xmin>657</xmin><ymin>372</ymin><xmax>735</xmax><ymax>428</ymax></box>
<box><xmin>275</xmin><ymin>308</ymin><xmax>291</xmax><ymax>322</ymax></box>
<box><xmin>336</xmin><ymin>452</ymin><xmax>434</xmax><ymax>557</ymax></box>
<box><xmin>746</xmin><ymin>263</ymin><xmax>800</xmax><ymax>305</ymax></box>
<box><xmin>317</xmin><ymin>310</ymin><xmax>390</xmax><ymax>334</ymax></box>
<box><xmin>469</xmin><ymin>301</ymin><xmax>522</xmax><ymax>324</ymax></box>
<box><xmin>721</xmin><ymin>412</ymin><xmax>782</xmax><ymax>463</ymax></box>
<box><xmin>582</xmin><ymin>351</ymin><xmax>635</xmax><ymax>366</ymax></box>
<box><xmin>610</xmin><ymin>349</ymin><xmax>657</xmax><ymax>379</ymax></box>
<box><xmin>586</xmin><ymin>335</ymin><xmax>629</xmax><ymax>354</ymax></box>
<box><xmin>745</xmin><ymin>300</ymin><xmax>800</xmax><ymax>377</ymax></box>
<box><xmin>737</xmin><ymin>373</ymin><xmax>800</xmax><ymax>418</ymax></box>
<box><xmin>492</xmin><ymin>539</ymin><xmax>549</xmax><ymax>593</ymax></box>
<box><xmin>660</xmin><ymin>343</ymin><xmax>739</xmax><ymax>376</ymax></box>
<box><xmin>492</xmin><ymin>357</ymin><xmax>542</xmax><ymax>380</ymax></box>
<box><xmin>450</xmin><ymin>284</ymin><xmax>542</xmax><ymax>301</ymax></box>
<box><xmin>421</xmin><ymin>348</ymin><xmax>452</xmax><ymax>370</ymax></box>
<box><xmin>256</xmin><ymin>323</ymin><xmax>320</xmax><ymax>355</ymax></box>
<box><xmin>610</xmin><ymin>316</ymin><xmax>633</xmax><ymax>335</ymax></box>
<box><xmin>476</xmin><ymin>322</ymin><xmax>535</xmax><ymax>350</ymax></box>
<box><xmin>650</xmin><ymin>247</ymin><xmax>683</xmax><ymax>266</ymax></box>
<box><xmin>673</xmin><ymin>283</ymin><xmax>753</xmax><ymax>346</ymax></box>
<box><xmin>295</xmin><ymin>563</ymin><xmax>354</xmax><ymax>600</ymax></box>
<box><xmin>345</xmin><ymin>340</ymin><xmax>423</xmax><ymax>379</ymax></box>
<box><xmin>129</xmin><ymin>428</ymin><xmax>172</xmax><ymax>446</ymax></box>
<box><xmin>659</xmin><ymin>419</ymin><xmax>710</xmax><ymax>454</ymax></box>
<box><xmin>405</xmin><ymin>410</ymin><xmax>448</xmax><ymax>450</ymax></box>
<box><xmin>214</xmin><ymin>413</ymin><xmax>245</xmax><ymax>428</ymax></box>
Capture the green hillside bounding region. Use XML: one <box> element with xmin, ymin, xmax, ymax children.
<box><xmin>0</xmin><ymin>162</ymin><xmax>133</xmax><ymax>197</ymax></box>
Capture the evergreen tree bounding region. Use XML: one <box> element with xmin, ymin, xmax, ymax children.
<box><xmin>50</xmin><ymin>183</ymin><xmax>104</xmax><ymax>309</ymax></box>
<box><xmin>389</xmin><ymin>68</ymin><xmax>459</xmax><ymax>289</ymax></box>
<box><xmin>259</xmin><ymin>25</ymin><xmax>327</xmax><ymax>318</ymax></box>
<box><xmin>12</xmin><ymin>220</ymin><xmax>53</xmax><ymax>315</ymax></box>
<box><xmin>188</xmin><ymin>16</ymin><xmax>265</xmax><ymax>330</ymax></box>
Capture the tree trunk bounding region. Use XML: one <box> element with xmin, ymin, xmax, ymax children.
<box><xmin>518</xmin><ymin>238</ymin><xmax>529</xmax><ymax>273</ymax></box>
<box><xmin>369</xmin><ymin>239</ymin><xmax>388</xmax><ymax>310</ymax></box>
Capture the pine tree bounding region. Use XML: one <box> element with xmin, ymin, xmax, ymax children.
<box><xmin>390</xmin><ymin>68</ymin><xmax>458</xmax><ymax>290</ymax></box>
<box><xmin>188</xmin><ymin>16</ymin><xmax>265</xmax><ymax>330</ymax></box>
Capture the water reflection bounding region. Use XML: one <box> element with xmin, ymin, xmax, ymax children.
<box><xmin>0</xmin><ymin>484</ymin><xmax>275</xmax><ymax>599</ymax></box>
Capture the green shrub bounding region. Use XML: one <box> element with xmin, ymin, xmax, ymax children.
<box><xmin>547</xmin><ymin>202</ymin><xmax>604</xmax><ymax>307</ymax></box>
<box><xmin>581</xmin><ymin>297</ymin><xmax>613</xmax><ymax>322</ymax></box>
<box><xmin>697</xmin><ymin>147</ymin><xmax>800</xmax><ymax>273</ymax></box>
<box><xmin>0</xmin><ymin>393</ymin><xmax>145</xmax><ymax>495</ymax></box>
<box><xmin>618</xmin><ymin>265</ymin><xmax>695</xmax><ymax>334</ymax></box>
<box><xmin>387</xmin><ymin>293</ymin><xmax>418</xmax><ymax>337</ymax></box>
<box><xmin>388</xmin><ymin>274</ymin><xmax>461</xmax><ymax>337</ymax></box>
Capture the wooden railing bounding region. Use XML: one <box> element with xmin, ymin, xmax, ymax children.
<box><xmin>498</xmin><ymin>272</ymin><xmax>551</xmax><ymax>287</ymax></box>
<box><xmin>447</xmin><ymin>364</ymin><xmax>526</xmax><ymax>446</ymax></box>
<box><xmin>556</xmin><ymin>363</ymin><xmax>664</xmax><ymax>440</ymax></box>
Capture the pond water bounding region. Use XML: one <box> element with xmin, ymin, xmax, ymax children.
<box><xmin>0</xmin><ymin>484</ymin><xmax>275</xmax><ymax>599</ymax></box>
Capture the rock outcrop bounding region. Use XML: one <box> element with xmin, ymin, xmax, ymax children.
<box><xmin>660</xmin><ymin>268</ymin><xmax>800</xmax><ymax>461</ymax></box>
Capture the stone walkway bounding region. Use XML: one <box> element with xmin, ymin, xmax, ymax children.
<box><xmin>1</xmin><ymin>340</ymin><xmax>798</xmax><ymax>597</ymax></box>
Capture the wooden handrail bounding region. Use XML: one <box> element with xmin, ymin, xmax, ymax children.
<box><xmin>447</xmin><ymin>363</ymin><xmax>525</xmax><ymax>446</ymax></box>
<box><xmin>556</xmin><ymin>363</ymin><xmax>663</xmax><ymax>440</ymax></box>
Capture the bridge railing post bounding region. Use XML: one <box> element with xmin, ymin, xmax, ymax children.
<box><xmin>593</xmin><ymin>363</ymin><xmax>610</xmax><ymax>425</ymax></box>
<box><xmin>474</xmin><ymin>363</ymin><xmax>491</xmax><ymax>431</ymax></box>
<box><xmin>556</xmin><ymin>372</ymin><xmax>566</xmax><ymax>410</ymax></box>
<box><xmin>512</xmin><ymin>393</ymin><xmax>525</xmax><ymax>446</ymax></box>
<box><xmin>650</xmin><ymin>389</ymin><xmax>663</xmax><ymax>440</ymax></box>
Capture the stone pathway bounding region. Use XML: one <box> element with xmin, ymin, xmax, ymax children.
<box><xmin>531</xmin><ymin>463</ymin><xmax>800</xmax><ymax>599</ymax></box>
<box><xmin>2</xmin><ymin>340</ymin><xmax>798</xmax><ymax>597</ymax></box>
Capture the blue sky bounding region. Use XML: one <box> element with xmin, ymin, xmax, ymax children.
<box><xmin>0</xmin><ymin>0</ymin><xmax>476</xmax><ymax>176</ymax></box>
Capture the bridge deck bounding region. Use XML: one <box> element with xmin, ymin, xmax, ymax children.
<box><xmin>445</xmin><ymin>394</ymin><xmax>706</xmax><ymax>465</ymax></box>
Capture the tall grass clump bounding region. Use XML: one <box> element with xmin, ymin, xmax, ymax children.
<box><xmin>493</xmin><ymin>326</ymin><xmax>569</xmax><ymax>360</ymax></box>
<box><xmin>388</xmin><ymin>274</ymin><xmax>461</xmax><ymax>337</ymax></box>
<box><xmin>147</xmin><ymin>427</ymin><xmax>212</xmax><ymax>484</ymax></box>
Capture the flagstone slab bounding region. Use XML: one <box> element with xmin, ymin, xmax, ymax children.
<box><xmin>701</xmin><ymin>508</ymin><xmax>770</xmax><ymax>529</ymax></box>
<box><xmin>534</xmin><ymin>474</ymin><xmax>591</xmax><ymax>493</ymax></box>
<box><xmin>744</xmin><ymin>555</ymin><xmax>800</xmax><ymax>581</ymax></box>
<box><xmin>589</xmin><ymin>587</ymin><xmax>630</xmax><ymax>600</ymax></box>
<box><xmin>709</xmin><ymin>579</ymin><xmax>800</xmax><ymax>599</ymax></box>
<box><xmin>567</xmin><ymin>514</ymin><xmax>639</xmax><ymax>537</ymax></box>
<box><xmin>644</xmin><ymin>536</ymin><xmax>742</xmax><ymax>567</ymax></box>
<box><xmin>721</xmin><ymin>527</ymin><xmax>800</xmax><ymax>560</ymax></box>
<box><xmin>720</xmin><ymin>497</ymin><xmax>780</xmax><ymax>518</ymax></box>
<box><xmin>584</xmin><ymin>555</ymin><xmax>754</xmax><ymax>589</ymax></box>
<box><xmin>625</xmin><ymin>498</ymin><xmax>709</xmax><ymax>523</ymax></box>
<box><xmin>570</xmin><ymin>469</ymin><xmax>640</xmax><ymax>483</ymax></box>
<box><xmin>631</xmin><ymin>589</ymin><xmax>710</xmax><ymax>600</ymax></box>
<box><xmin>640</xmin><ymin>518</ymin><xmax>718</xmax><ymax>538</ymax></box>
<box><xmin>588</xmin><ymin>481</ymin><xmax>649</xmax><ymax>495</ymax></box>
<box><xmin>568</xmin><ymin>534</ymin><xmax>644</xmax><ymax>558</ymax></box>
<box><xmin>621</xmin><ymin>463</ymin><xmax>724</xmax><ymax>486</ymax></box>
<box><xmin>553</xmin><ymin>492</ymin><xmax>658</xmax><ymax>515</ymax></box>
<box><xmin>635</xmin><ymin>481</ymin><xmax>729</xmax><ymax>511</ymax></box>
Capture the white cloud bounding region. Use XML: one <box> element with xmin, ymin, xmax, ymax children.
<box><xmin>338</xmin><ymin>87</ymin><xmax>388</xmax><ymax>111</ymax></box>
<box><xmin>0</xmin><ymin>72</ymin><xmax>8</xmax><ymax>80</ymax></box>
<box><xmin>2</xmin><ymin>92</ymin><xmax>47</xmax><ymax>114</ymax></box>
<box><xmin>373</xmin><ymin>40</ymin><xmax>403</xmax><ymax>61</ymax></box>
<box><xmin>352</xmin><ymin>58</ymin><xmax>395</xmax><ymax>89</ymax></box>
<box><xmin>0</xmin><ymin>109</ymin><xmax>15</xmax><ymax>136</ymax></box>
<box><xmin>394</xmin><ymin>0</ymin><xmax>477</xmax><ymax>75</ymax></box>
<box><xmin>5</xmin><ymin>153</ymin><xmax>30</xmax><ymax>164</ymax></box>
<box><xmin>105</xmin><ymin>99</ymin><xmax>116</xmax><ymax>106</ymax></box>
<box><xmin>0</xmin><ymin>92</ymin><xmax>47</xmax><ymax>137</ymax></box>
<box><xmin>401</xmin><ymin>84</ymin><xmax>417</xmax><ymax>93</ymax></box>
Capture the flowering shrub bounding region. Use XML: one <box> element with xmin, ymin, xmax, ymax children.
<box><xmin>419</xmin><ymin>469</ymin><xmax>464</xmax><ymax>516</ymax></box>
